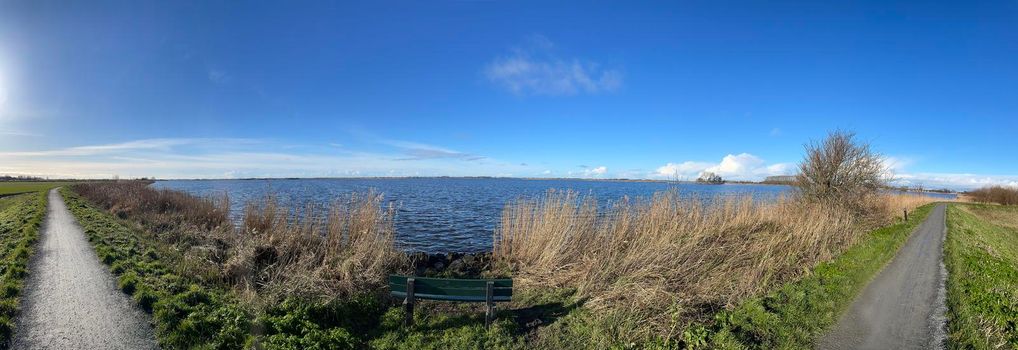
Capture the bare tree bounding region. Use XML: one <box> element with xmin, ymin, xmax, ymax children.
<box><xmin>796</xmin><ymin>131</ymin><xmax>887</xmax><ymax>210</ymax></box>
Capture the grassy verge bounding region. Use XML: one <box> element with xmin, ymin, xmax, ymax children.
<box><xmin>0</xmin><ymin>192</ymin><xmax>46</xmax><ymax>348</ymax></box>
<box><xmin>60</xmin><ymin>188</ymin><xmax>252</xmax><ymax>349</ymax></box>
<box><xmin>679</xmin><ymin>203</ymin><xmax>937</xmax><ymax>349</ymax></box>
<box><xmin>944</xmin><ymin>204</ymin><xmax>1018</xmax><ymax>349</ymax></box>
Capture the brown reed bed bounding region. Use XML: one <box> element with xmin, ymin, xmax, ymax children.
<box><xmin>70</xmin><ymin>181</ymin><xmax>406</xmax><ymax>305</ymax></box>
<box><xmin>493</xmin><ymin>189</ymin><xmax>938</xmax><ymax>338</ymax></box>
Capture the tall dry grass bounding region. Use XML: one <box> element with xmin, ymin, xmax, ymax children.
<box><xmin>494</xmin><ymin>189</ymin><xmax>937</xmax><ymax>337</ymax></box>
<box><xmin>71</xmin><ymin>182</ymin><xmax>406</xmax><ymax>304</ymax></box>
<box><xmin>230</xmin><ymin>191</ymin><xmax>406</xmax><ymax>302</ymax></box>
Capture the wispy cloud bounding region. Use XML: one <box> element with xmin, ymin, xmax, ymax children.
<box><xmin>484</xmin><ymin>35</ymin><xmax>622</xmax><ymax>96</ymax></box>
<box><xmin>0</xmin><ymin>129</ymin><xmax>41</xmax><ymax>137</ymax></box>
<box><xmin>207</xmin><ymin>69</ymin><xmax>230</xmax><ymax>84</ymax></box>
<box><xmin>0</xmin><ymin>137</ymin><xmax>511</xmax><ymax>179</ymax></box>
<box><xmin>381</xmin><ymin>140</ymin><xmax>486</xmax><ymax>161</ymax></box>
<box><xmin>0</xmin><ymin>138</ymin><xmax>257</xmax><ymax>157</ymax></box>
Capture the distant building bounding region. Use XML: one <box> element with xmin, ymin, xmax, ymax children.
<box><xmin>763</xmin><ymin>175</ymin><xmax>797</xmax><ymax>184</ymax></box>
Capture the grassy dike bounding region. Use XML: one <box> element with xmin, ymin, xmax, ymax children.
<box><xmin>678</xmin><ymin>204</ymin><xmax>936</xmax><ymax>349</ymax></box>
<box><xmin>944</xmin><ymin>204</ymin><xmax>1018</xmax><ymax>349</ymax></box>
<box><xmin>0</xmin><ymin>192</ymin><xmax>46</xmax><ymax>347</ymax></box>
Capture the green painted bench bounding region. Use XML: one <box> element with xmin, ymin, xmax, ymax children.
<box><xmin>388</xmin><ymin>275</ymin><xmax>513</xmax><ymax>327</ymax></box>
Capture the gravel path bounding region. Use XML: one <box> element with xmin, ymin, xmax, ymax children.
<box><xmin>818</xmin><ymin>203</ymin><xmax>948</xmax><ymax>350</ymax></box>
<box><xmin>12</xmin><ymin>189</ymin><xmax>158</xmax><ymax>349</ymax></box>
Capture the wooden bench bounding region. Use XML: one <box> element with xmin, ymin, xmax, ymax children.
<box><xmin>388</xmin><ymin>275</ymin><xmax>513</xmax><ymax>327</ymax></box>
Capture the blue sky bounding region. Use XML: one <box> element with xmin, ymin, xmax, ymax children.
<box><xmin>1</xmin><ymin>1</ymin><xmax>1017</xmax><ymax>189</ymax></box>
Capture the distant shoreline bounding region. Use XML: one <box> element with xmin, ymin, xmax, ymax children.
<box><xmin>150</xmin><ymin>176</ymin><xmax>798</xmax><ymax>186</ymax></box>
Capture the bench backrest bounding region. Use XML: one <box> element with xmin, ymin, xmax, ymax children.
<box><xmin>388</xmin><ymin>275</ymin><xmax>512</xmax><ymax>302</ymax></box>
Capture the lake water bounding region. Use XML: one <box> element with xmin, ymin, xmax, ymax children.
<box><xmin>151</xmin><ymin>178</ymin><xmax>953</xmax><ymax>253</ymax></box>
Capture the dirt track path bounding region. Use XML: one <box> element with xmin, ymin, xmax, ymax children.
<box><xmin>12</xmin><ymin>189</ymin><xmax>158</xmax><ymax>349</ymax></box>
<box><xmin>818</xmin><ymin>203</ymin><xmax>948</xmax><ymax>350</ymax></box>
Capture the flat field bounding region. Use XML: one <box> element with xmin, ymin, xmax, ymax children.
<box><xmin>0</xmin><ymin>182</ymin><xmax>75</xmax><ymax>196</ymax></box>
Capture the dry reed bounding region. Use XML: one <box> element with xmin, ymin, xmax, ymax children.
<box><xmin>494</xmin><ymin>189</ymin><xmax>937</xmax><ymax>338</ymax></box>
<box><xmin>71</xmin><ymin>182</ymin><xmax>406</xmax><ymax>304</ymax></box>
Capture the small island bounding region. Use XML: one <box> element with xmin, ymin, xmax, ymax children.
<box><xmin>696</xmin><ymin>171</ymin><xmax>725</xmax><ymax>184</ymax></box>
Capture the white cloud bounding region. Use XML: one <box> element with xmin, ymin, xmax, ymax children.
<box><xmin>568</xmin><ymin>165</ymin><xmax>608</xmax><ymax>178</ymax></box>
<box><xmin>484</xmin><ymin>36</ymin><xmax>622</xmax><ymax>96</ymax></box>
<box><xmin>879</xmin><ymin>156</ymin><xmax>1018</xmax><ymax>190</ymax></box>
<box><xmin>653</xmin><ymin>153</ymin><xmax>793</xmax><ymax>181</ymax></box>
<box><xmin>587</xmin><ymin>166</ymin><xmax>607</xmax><ymax>176</ymax></box>
<box><xmin>709</xmin><ymin>153</ymin><xmax>764</xmax><ymax>175</ymax></box>
<box><xmin>890</xmin><ymin>172</ymin><xmax>1018</xmax><ymax>190</ymax></box>
<box><xmin>655</xmin><ymin>161</ymin><xmax>715</xmax><ymax>178</ymax></box>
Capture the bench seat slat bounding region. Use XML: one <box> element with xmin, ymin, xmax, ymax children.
<box><xmin>391</xmin><ymin>291</ymin><xmax>512</xmax><ymax>302</ymax></box>
<box><xmin>388</xmin><ymin>275</ymin><xmax>512</xmax><ymax>288</ymax></box>
<box><xmin>389</xmin><ymin>275</ymin><xmax>513</xmax><ymax>302</ymax></box>
<box><xmin>390</xmin><ymin>286</ymin><xmax>513</xmax><ymax>297</ymax></box>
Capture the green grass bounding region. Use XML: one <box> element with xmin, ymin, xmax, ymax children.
<box><xmin>0</xmin><ymin>182</ymin><xmax>75</xmax><ymax>196</ymax></box>
<box><xmin>669</xmin><ymin>203</ymin><xmax>938</xmax><ymax>349</ymax></box>
<box><xmin>0</xmin><ymin>193</ymin><xmax>46</xmax><ymax>348</ymax></box>
<box><xmin>945</xmin><ymin>204</ymin><xmax>1018</xmax><ymax>349</ymax></box>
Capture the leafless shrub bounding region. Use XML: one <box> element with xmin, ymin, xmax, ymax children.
<box><xmin>968</xmin><ymin>186</ymin><xmax>1018</xmax><ymax>206</ymax></box>
<box><xmin>796</xmin><ymin>130</ymin><xmax>887</xmax><ymax>211</ymax></box>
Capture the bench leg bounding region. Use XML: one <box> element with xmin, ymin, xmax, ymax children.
<box><xmin>485</xmin><ymin>281</ymin><xmax>494</xmax><ymax>328</ymax></box>
<box><xmin>404</xmin><ymin>278</ymin><xmax>415</xmax><ymax>327</ymax></box>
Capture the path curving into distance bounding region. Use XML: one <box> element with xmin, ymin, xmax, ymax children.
<box><xmin>12</xmin><ymin>189</ymin><xmax>158</xmax><ymax>349</ymax></box>
<box><xmin>818</xmin><ymin>203</ymin><xmax>949</xmax><ymax>350</ymax></box>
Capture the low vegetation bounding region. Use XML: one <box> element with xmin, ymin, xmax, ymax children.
<box><xmin>945</xmin><ymin>204</ymin><xmax>1018</xmax><ymax>349</ymax></box>
<box><xmin>966</xmin><ymin>185</ymin><xmax>1018</xmax><ymax>206</ymax></box>
<box><xmin>0</xmin><ymin>192</ymin><xmax>46</xmax><ymax>348</ymax></box>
